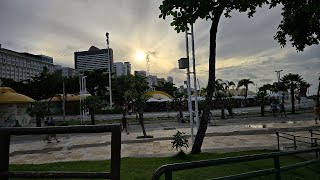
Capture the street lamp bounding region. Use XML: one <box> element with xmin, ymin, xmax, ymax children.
<box><xmin>106</xmin><ymin>32</ymin><xmax>113</xmax><ymax>109</ymax></box>
<box><xmin>275</xmin><ymin>70</ymin><xmax>283</xmax><ymax>103</ymax></box>
<box><xmin>178</xmin><ymin>57</ymin><xmax>194</xmax><ymax>145</ymax></box>
<box><xmin>79</xmin><ymin>75</ymin><xmax>87</xmax><ymax>123</ymax></box>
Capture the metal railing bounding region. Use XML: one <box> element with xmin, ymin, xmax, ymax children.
<box><xmin>152</xmin><ymin>147</ymin><xmax>320</xmax><ymax>180</ymax></box>
<box><xmin>0</xmin><ymin>124</ymin><xmax>121</xmax><ymax>180</ymax></box>
<box><xmin>310</xmin><ymin>129</ymin><xmax>320</xmax><ymax>137</ymax></box>
<box><xmin>276</xmin><ymin>131</ymin><xmax>320</xmax><ymax>153</ymax></box>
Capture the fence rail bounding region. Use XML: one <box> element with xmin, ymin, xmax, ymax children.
<box><xmin>152</xmin><ymin>147</ymin><xmax>320</xmax><ymax>180</ymax></box>
<box><xmin>0</xmin><ymin>124</ymin><xmax>121</xmax><ymax>180</ymax></box>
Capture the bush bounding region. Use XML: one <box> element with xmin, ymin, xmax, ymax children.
<box><xmin>171</xmin><ymin>131</ymin><xmax>189</xmax><ymax>153</ymax></box>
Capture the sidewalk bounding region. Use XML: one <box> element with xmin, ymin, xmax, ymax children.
<box><xmin>9</xmin><ymin>119</ymin><xmax>319</xmax><ymax>164</ymax></box>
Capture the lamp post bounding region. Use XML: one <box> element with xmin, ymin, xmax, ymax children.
<box><xmin>178</xmin><ymin>57</ymin><xmax>194</xmax><ymax>145</ymax></box>
<box><xmin>275</xmin><ymin>70</ymin><xmax>283</xmax><ymax>102</ymax></box>
<box><xmin>106</xmin><ymin>32</ymin><xmax>113</xmax><ymax>109</ymax></box>
<box><xmin>79</xmin><ymin>74</ymin><xmax>87</xmax><ymax>124</ymax></box>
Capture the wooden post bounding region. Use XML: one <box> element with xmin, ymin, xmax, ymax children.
<box><xmin>274</xmin><ymin>155</ymin><xmax>281</xmax><ymax>180</ymax></box>
<box><xmin>276</xmin><ymin>132</ymin><xmax>280</xmax><ymax>151</ymax></box>
<box><xmin>165</xmin><ymin>170</ymin><xmax>172</xmax><ymax>180</ymax></box>
<box><xmin>0</xmin><ymin>134</ymin><xmax>10</xmax><ymax>180</ymax></box>
<box><xmin>110</xmin><ymin>125</ymin><xmax>121</xmax><ymax>180</ymax></box>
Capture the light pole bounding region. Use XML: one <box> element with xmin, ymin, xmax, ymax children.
<box><xmin>275</xmin><ymin>70</ymin><xmax>283</xmax><ymax>84</ymax></box>
<box><xmin>106</xmin><ymin>32</ymin><xmax>113</xmax><ymax>109</ymax></box>
<box><xmin>275</xmin><ymin>70</ymin><xmax>283</xmax><ymax>102</ymax></box>
<box><xmin>179</xmin><ymin>56</ymin><xmax>194</xmax><ymax>145</ymax></box>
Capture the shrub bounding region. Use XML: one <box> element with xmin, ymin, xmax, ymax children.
<box><xmin>171</xmin><ymin>131</ymin><xmax>188</xmax><ymax>153</ymax></box>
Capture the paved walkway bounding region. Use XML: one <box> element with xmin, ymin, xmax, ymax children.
<box><xmin>9</xmin><ymin>119</ymin><xmax>320</xmax><ymax>164</ymax></box>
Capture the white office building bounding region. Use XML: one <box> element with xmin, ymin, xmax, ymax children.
<box><xmin>114</xmin><ymin>61</ymin><xmax>131</xmax><ymax>76</ymax></box>
<box><xmin>0</xmin><ymin>45</ymin><xmax>54</xmax><ymax>82</ymax></box>
<box><xmin>167</xmin><ymin>76</ymin><xmax>173</xmax><ymax>84</ymax></box>
<box><xmin>74</xmin><ymin>46</ymin><xmax>114</xmax><ymax>72</ymax></box>
<box><xmin>54</xmin><ymin>65</ymin><xmax>79</xmax><ymax>77</ymax></box>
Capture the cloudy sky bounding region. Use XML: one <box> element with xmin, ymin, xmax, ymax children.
<box><xmin>0</xmin><ymin>0</ymin><xmax>319</xmax><ymax>94</ymax></box>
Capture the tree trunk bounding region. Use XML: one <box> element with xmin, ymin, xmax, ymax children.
<box><xmin>260</xmin><ymin>105</ymin><xmax>265</xmax><ymax>116</ymax></box>
<box><xmin>191</xmin><ymin>9</ymin><xmax>223</xmax><ymax>154</ymax></box>
<box><xmin>139</xmin><ymin>110</ymin><xmax>147</xmax><ymax>137</ymax></box>
<box><xmin>90</xmin><ymin>108</ymin><xmax>95</xmax><ymax>125</ymax></box>
<box><xmin>317</xmin><ymin>79</ymin><xmax>320</xmax><ymax>106</ymax></box>
<box><xmin>36</xmin><ymin>115</ymin><xmax>42</xmax><ymax>127</ymax></box>
<box><xmin>290</xmin><ymin>86</ymin><xmax>295</xmax><ymax>113</ymax></box>
<box><xmin>221</xmin><ymin>102</ymin><xmax>225</xmax><ymax>119</ymax></box>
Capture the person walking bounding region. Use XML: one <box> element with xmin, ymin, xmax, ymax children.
<box><xmin>121</xmin><ymin>114</ymin><xmax>129</xmax><ymax>134</ymax></box>
<box><xmin>43</xmin><ymin>117</ymin><xmax>60</xmax><ymax>143</ymax></box>
<box><xmin>314</xmin><ymin>105</ymin><xmax>320</xmax><ymax>124</ymax></box>
<box><xmin>279</xmin><ymin>103</ymin><xmax>287</xmax><ymax>117</ymax></box>
<box><xmin>226</xmin><ymin>104</ymin><xmax>234</xmax><ymax>118</ymax></box>
<box><xmin>271</xmin><ymin>102</ymin><xmax>278</xmax><ymax>117</ymax></box>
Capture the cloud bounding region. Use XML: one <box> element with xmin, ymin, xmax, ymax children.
<box><xmin>0</xmin><ymin>1</ymin><xmax>319</xmax><ymax>94</ymax></box>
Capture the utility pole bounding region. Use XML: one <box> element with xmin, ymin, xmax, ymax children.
<box><xmin>62</xmin><ymin>78</ymin><xmax>66</xmax><ymax>122</ymax></box>
<box><xmin>106</xmin><ymin>32</ymin><xmax>113</xmax><ymax>109</ymax></box>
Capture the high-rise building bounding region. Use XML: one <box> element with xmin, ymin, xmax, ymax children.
<box><xmin>74</xmin><ymin>46</ymin><xmax>113</xmax><ymax>72</ymax></box>
<box><xmin>54</xmin><ymin>65</ymin><xmax>79</xmax><ymax>77</ymax></box>
<box><xmin>134</xmin><ymin>70</ymin><xmax>147</xmax><ymax>77</ymax></box>
<box><xmin>148</xmin><ymin>75</ymin><xmax>158</xmax><ymax>87</ymax></box>
<box><xmin>0</xmin><ymin>45</ymin><xmax>54</xmax><ymax>82</ymax></box>
<box><xmin>167</xmin><ymin>76</ymin><xmax>173</xmax><ymax>84</ymax></box>
<box><xmin>114</xmin><ymin>61</ymin><xmax>131</xmax><ymax>76</ymax></box>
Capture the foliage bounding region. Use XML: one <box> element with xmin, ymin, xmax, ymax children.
<box><xmin>28</xmin><ymin>101</ymin><xmax>48</xmax><ymax>127</ymax></box>
<box><xmin>112</xmin><ymin>75</ymin><xmax>133</xmax><ymax>108</ymax></box>
<box><xmin>84</xmin><ymin>69</ymin><xmax>109</xmax><ymax>99</ymax></box>
<box><xmin>159</xmin><ymin>0</ymin><xmax>320</xmax><ymax>153</ymax></box>
<box><xmin>171</xmin><ymin>131</ymin><xmax>189</xmax><ymax>152</ymax></box>
<box><xmin>237</xmin><ymin>79</ymin><xmax>255</xmax><ymax>99</ymax></box>
<box><xmin>82</xmin><ymin>96</ymin><xmax>103</xmax><ymax>125</ymax></box>
<box><xmin>154</xmin><ymin>81</ymin><xmax>177</xmax><ymax>97</ymax></box>
<box><xmin>281</xmin><ymin>73</ymin><xmax>305</xmax><ymax>113</ymax></box>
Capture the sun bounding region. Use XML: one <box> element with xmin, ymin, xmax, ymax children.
<box><xmin>135</xmin><ymin>51</ymin><xmax>145</xmax><ymax>62</ymax></box>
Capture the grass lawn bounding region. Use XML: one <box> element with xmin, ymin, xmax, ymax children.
<box><xmin>10</xmin><ymin>150</ymin><xmax>320</xmax><ymax>180</ymax></box>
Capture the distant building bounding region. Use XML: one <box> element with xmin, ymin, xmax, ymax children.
<box><xmin>0</xmin><ymin>44</ymin><xmax>54</xmax><ymax>81</ymax></box>
<box><xmin>148</xmin><ymin>75</ymin><xmax>158</xmax><ymax>87</ymax></box>
<box><xmin>167</xmin><ymin>76</ymin><xmax>173</xmax><ymax>84</ymax></box>
<box><xmin>157</xmin><ymin>78</ymin><xmax>166</xmax><ymax>84</ymax></box>
<box><xmin>134</xmin><ymin>70</ymin><xmax>147</xmax><ymax>77</ymax></box>
<box><xmin>74</xmin><ymin>46</ymin><xmax>114</xmax><ymax>72</ymax></box>
<box><xmin>54</xmin><ymin>65</ymin><xmax>79</xmax><ymax>77</ymax></box>
<box><xmin>114</xmin><ymin>62</ymin><xmax>131</xmax><ymax>76</ymax></box>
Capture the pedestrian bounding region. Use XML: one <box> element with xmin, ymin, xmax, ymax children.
<box><xmin>314</xmin><ymin>105</ymin><xmax>320</xmax><ymax>124</ymax></box>
<box><xmin>226</xmin><ymin>104</ymin><xmax>233</xmax><ymax>118</ymax></box>
<box><xmin>271</xmin><ymin>102</ymin><xmax>278</xmax><ymax>117</ymax></box>
<box><xmin>43</xmin><ymin>117</ymin><xmax>60</xmax><ymax>143</ymax></box>
<box><xmin>121</xmin><ymin>114</ymin><xmax>129</xmax><ymax>134</ymax></box>
<box><xmin>279</xmin><ymin>103</ymin><xmax>287</xmax><ymax>117</ymax></box>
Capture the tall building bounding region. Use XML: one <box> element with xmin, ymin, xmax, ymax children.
<box><xmin>54</xmin><ymin>65</ymin><xmax>79</xmax><ymax>77</ymax></box>
<box><xmin>74</xmin><ymin>46</ymin><xmax>114</xmax><ymax>72</ymax></box>
<box><xmin>0</xmin><ymin>44</ymin><xmax>54</xmax><ymax>82</ymax></box>
<box><xmin>114</xmin><ymin>61</ymin><xmax>131</xmax><ymax>76</ymax></box>
<box><xmin>167</xmin><ymin>76</ymin><xmax>173</xmax><ymax>84</ymax></box>
<box><xmin>148</xmin><ymin>75</ymin><xmax>158</xmax><ymax>87</ymax></box>
<box><xmin>134</xmin><ymin>70</ymin><xmax>147</xmax><ymax>77</ymax></box>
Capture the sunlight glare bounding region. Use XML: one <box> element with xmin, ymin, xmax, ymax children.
<box><xmin>135</xmin><ymin>51</ymin><xmax>145</xmax><ymax>62</ymax></box>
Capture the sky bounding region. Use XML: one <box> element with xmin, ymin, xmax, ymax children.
<box><xmin>0</xmin><ymin>0</ymin><xmax>319</xmax><ymax>95</ymax></box>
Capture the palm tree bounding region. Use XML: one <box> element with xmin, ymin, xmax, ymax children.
<box><xmin>224</xmin><ymin>81</ymin><xmax>235</xmax><ymax>97</ymax></box>
<box><xmin>83</xmin><ymin>96</ymin><xmax>103</xmax><ymax>125</ymax></box>
<box><xmin>237</xmin><ymin>79</ymin><xmax>255</xmax><ymax>104</ymax></box>
<box><xmin>257</xmin><ymin>84</ymin><xmax>273</xmax><ymax>116</ymax></box>
<box><xmin>281</xmin><ymin>73</ymin><xmax>303</xmax><ymax>113</ymax></box>
<box><xmin>28</xmin><ymin>101</ymin><xmax>48</xmax><ymax>127</ymax></box>
<box><xmin>214</xmin><ymin>79</ymin><xmax>226</xmax><ymax>119</ymax></box>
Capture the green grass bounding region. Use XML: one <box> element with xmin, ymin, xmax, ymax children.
<box><xmin>10</xmin><ymin>150</ymin><xmax>320</xmax><ymax>180</ymax></box>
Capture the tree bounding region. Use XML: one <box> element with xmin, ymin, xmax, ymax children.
<box><xmin>112</xmin><ymin>75</ymin><xmax>133</xmax><ymax>108</ymax></box>
<box><xmin>82</xmin><ymin>96</ymin><xmax>103</xmax><ymax>125</ymax></box>
<box><xmin>173</xmin><ymin>90</ymin><xmax>187</xmax><ymax>122</ymax></box>
<box><xmin>28</xmin><ymin>101</ymin><xmax>48</xmax><ymax>127</ymax></box>
<box><xmin>317</xmin><ymin>76</ymin><xmax>320</xmax><ymax>106</ymax></box>
<box><xmin>214</xmin><ymin>79</ymin><xmax>227</xmax><ymax>119</ymax></box>
<box><xmin>237</xmin><ymin>79</ymin><xmax>255</xmax><ymax>101</ymax></box>
<box><xmin>159</xmin><ymin>0</ymin><xmax>320</xmax><ymax>153</ymax></box>
<box><xmin>84</xmin><ymin>69</ymin><xmax>109</xmax><ymax>99</ymax></box>
<box><xmin>281</xmin><ymin>73</ymin><xmax>303</xmax><ymax>113</ymax></box>
<box><xmin>154</xmin><ymin>81</ymin><xmax>178</xmax><ymax>97</ymax></box>
<box><xmin>126</xmin><ymin>75</ymin><xmax>150</xmax><ymax>137</ymax></box>
<box><xmin>224</xmin><ymin>80</ymin><xmax>235</xmax><ymax>97</ymax></box>
<box><xmin>257</xmin><ymin>84</ymin><xmax>273</xmax><ymax>116</ymax></box>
